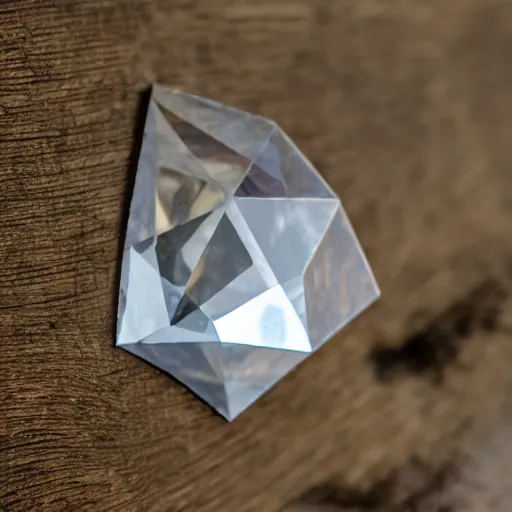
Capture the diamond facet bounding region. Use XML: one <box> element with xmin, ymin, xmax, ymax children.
<box><xmin>117</xmin><ymin>85</ymin><xmax>380</xmax><ymax>420</ymax></box>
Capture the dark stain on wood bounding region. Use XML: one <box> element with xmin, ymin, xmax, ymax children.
<box><xmin>285</xmin><ymin>456</ymin><xmax>460</xmax><ymax>511</ymax></box>
<box><xmin>369</xmin><ymin>279</ymin><xmax>508</xmax><ymax>384</ymax></box>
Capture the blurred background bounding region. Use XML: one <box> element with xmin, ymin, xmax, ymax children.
<box><xmin>1</xmin><ymin>0</ymin><xmax>511</xmax><ymax>511</ymax></box>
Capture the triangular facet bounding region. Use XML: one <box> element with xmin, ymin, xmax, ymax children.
<box><xmin>125</xmin><ymin>103</ymin><xmax>158</xmax><ymax>248</ymax></box>
<box><xmin>193</xmin><ymin>200</ymin><xmax>280</xmax><ymax>322</ymax></box>
<box><xmin>152</xmin><ymin>85</ymin><xmax>276</xmax><ymax>161</ymax></box>
<box><xmin>220</xmin><ymin>344</ymin><xmax>307</xmax><ymax>420</ymax></box>
<box><xmin>280</xmin><ymin>275</ymin><xmax>308</xmax><ymax>332</ymax></box>
<box><xmin>122</xmin><ymin>342</ymin><xmax>229</xmax><ymax>418</ymax></box>
<box><xmin>234</xmin><ymin>197</ymin><xmax>339</xmax><ymax>283</ymax></box>
<box><xmin>137</xmin><ymin>309</ymin><xmax>219</xmax><ymax>343</ymax></box>
<box><xmin>173</xmin><ymin>306</ymin><xmax>212</xmax><ymax>335</ymax></box>
<box><xmin>212</xmin><ymin>283</ymin><xmax>311</xmax><ymax>352</ymax></box>
<box><xmin>155</xmin><ymin>213</ymin><xmax>207</xmax><ymax>287</ymax></box>
<box><xmin>154</xmin><ymin>95</ymin><xmax>253</xmax><ymax>194</ymax></box>
<box><xmin>132</xmin><ymin>237</ymin><xmax>158</xmax><ymax>270</ymax></box>
<box><xmin>235</xmin><ymin>128</ymin><xmax>335</xmax><ymax>199</ymax></box>
<box><xmin>224</xmin><ymin>201</ymin><xmax>279</xmax><ymax>287</ymax></box>
<box><xmin>117</xmin><ymin>248</ymin><xmax>169</xmax><ymax>345</ymax></box>
<box><xmin>155</xmin><ymin>208</ymin><xmax>224</xmax><ymax>320</ymax></box>
<box><xmin>170</xmin><ymin>292</ymin><xmax>200</xmax><ymax>327</ymax></box>
<box><xmin>155</xmin><ymin>210</ymin><xmax>224</xmax><ymax>286</ymax></box>
<box><xmin>199</xmin><ymin>264</ymin><xmax>276</xmax><ymax>324</ymax></box>
<box><xmin>153</xmin><ymin>99</ymin><xmax>211</xmax><ymax>182</ymax></box>
<box><xmin>155</xmin><ymin>165</ymin><xmax>225</xmax><ymax>236</ymax></box>
<box><xmin>183</xmin><ymin>212</ymin><xmax>254</xmax><ymax>308</ymax></box>
<box><xmin>303</xmin><ymin>207</ymin><xmax>380</xmax><ymax>349</ymax></box>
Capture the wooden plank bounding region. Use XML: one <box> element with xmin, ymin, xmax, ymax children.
<box><xmin>1</xmin><ymin>1</ymin><xmax>512</xmax><ymax>510</ymax></box>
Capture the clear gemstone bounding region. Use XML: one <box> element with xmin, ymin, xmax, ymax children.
<box><xmin>117</xmin><ymin>84</ymin><xmax>380</xmax><ymax>420</ymax></box>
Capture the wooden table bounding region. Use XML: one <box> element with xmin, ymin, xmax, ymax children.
<box><xmin>1</xmin><ymin>1</ymin><xmax>512</xmax><ymax>510</ymax></box>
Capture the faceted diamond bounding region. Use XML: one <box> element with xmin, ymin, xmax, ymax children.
<box><xmin>117</xmin><ymin>84</ymin><xmax>380</xmax><ymax>420</ymax></box>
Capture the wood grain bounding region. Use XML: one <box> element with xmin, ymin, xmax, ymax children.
<box><xmin>1</xmin><ymin>1</ymin><xmax>512</xmax><ymax>511</ymax></box>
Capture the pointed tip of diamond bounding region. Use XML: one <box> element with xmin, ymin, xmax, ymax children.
<box><xmin>118</xmin><ymin>86</ymin><xmax>380</xmax><ymax>420</ymax></box>
<box><xmin>152</xmin><ymin>83</ymin><xmax>275</xmax><ymax>125</ymax></box>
